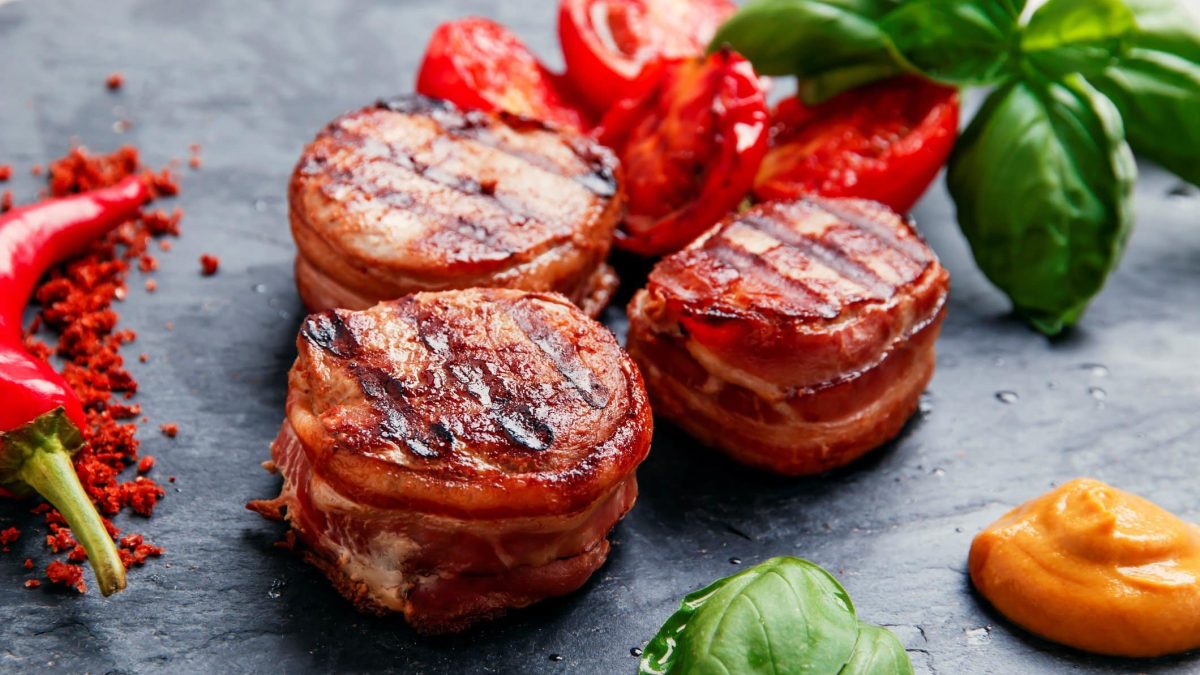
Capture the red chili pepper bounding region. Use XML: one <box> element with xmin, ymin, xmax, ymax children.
<box><xmin>753</xmin><ymin>77</ymin><xmax>960</xmax><ymax>214</ymax></box>
<box><xmin>595</xmin><ymin>48</ymin><xmax>769</xmax><ymax>256</ymax></box>
<box><xmin>0</xmin><ymin>175</ymin><xmax>148</xmax><ymax>596</ymax></box>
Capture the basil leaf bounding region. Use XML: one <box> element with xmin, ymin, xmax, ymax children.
<box><xmin>947</xmin><ymin>75</ymin><xmax>1136</xmax><ymax>335</ymax></box>
<box><xmin>1120</xmin><ymin>0</ymin><xmax>1200</xmax><ymax>62</ymax></box>
<box><xmin>711</xmin><ymin>0</ymin><xmax>907</xmax><ymax>103</ymax></box>
<box><xmin>1088</xmin><ymin>1</ymin><xmax>1200</xmax><ymax>184</ymax></box>
<box><xmin>1021</xmin><ymin>0</ymin><xmax>1136</xmax><ymax>77</ymax></box>
<box><xmin>639</xmin><ymin>557</ymin><xmax>912</xmax><ymax>675</ymax></box>
<box><xmin>879</xmin><ymin>0</ymin><xmax>1024</xmax><ymax>86</ymax></box>
<box><xmin>840</xmin><ymin>624</ymin><xmax>915</xmax><ymax>675</ymax></box>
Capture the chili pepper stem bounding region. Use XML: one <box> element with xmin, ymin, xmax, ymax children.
<box><xmin>18</xmin><ymin>444</ymin><xmax>126</xmax><ymax>596</ymax></box>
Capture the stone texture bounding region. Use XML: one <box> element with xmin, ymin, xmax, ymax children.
<box><xmin>0</xmin><ymin>0</ymin><xmax>1198</xmax><ymax>672</ymax></box>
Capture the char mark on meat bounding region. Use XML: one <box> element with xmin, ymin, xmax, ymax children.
<box><xmin>301</xmin><ymin>310</ymin><xmax>358</xmax><ymax>357</ymax></box>
<box><xmin>507</xmin><ymin>298</ymin><xmax>610</xmax><ymax>409</ymax></box>
<box><xmin>416</xmin><ymin>310</ymin><xmax>556</xmax><ymax>452</ymax></box>
<box><xmin>708</xmin><ymin>243</ymin><xmax>840</xmax><ymax>319</ymax></box>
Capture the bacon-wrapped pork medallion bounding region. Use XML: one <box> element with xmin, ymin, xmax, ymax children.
<box><xmin>289</xmin><ymin>95</ymin><xmax>623</xmax><ymax>317</ymax></box>
<box><xmin>249</xmin><ymin>288</ymin><xmax>652</xmax><ymax>633</ymax></box>
<box><xmin>626</xmin><ymin>197</ymin><xmax>948</xmax><ymax>475</ymax></box>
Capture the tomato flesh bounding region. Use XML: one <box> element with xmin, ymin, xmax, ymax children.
<box><xmin>417</xmin><ymin>17</ymin><xmax>591</xmax><ymax>132</ymax></box>
<box><xmin>754</xmin><ymin>77</ymin><xmax>960</xmax><ymax>213</ymax></box>
<box><xmin>559</xmin><ymin>0</ymin><xmax>736</xmax><ymax>112</ymax></box>
<box><xmin>596</xmin><ymin>49</ymin><xmax>768</xmax><ymax>256</ymax></box>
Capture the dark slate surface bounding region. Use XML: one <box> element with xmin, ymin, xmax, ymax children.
<box><xmin>1</xmin><ymin>0</ymin><xmax>1198</xmax><ymax>673</ymax></box>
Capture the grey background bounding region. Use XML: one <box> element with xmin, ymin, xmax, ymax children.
<box><xmin>0</xmin><ymin>0</ymin><xmax>1197</xmax><ymax>673</ymax></box>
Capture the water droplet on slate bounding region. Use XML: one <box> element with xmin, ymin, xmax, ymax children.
<box><xmin>253</xmin><ymin>283</ymin><xmax>267</xmax><ymax>293</ymax></box>
<box><xmin>1088</xmin><ymin>386</ymin><xmax>1107</xmax><ymax>401</ymax></box>
<box><xmin>1167</xmin><ymin>183</ymin><xmax>1194</xmax><ymax>198</ymax></box>
<box><xmin>549</xmin><ymin>654</ymin><xmax>564</xmax><ymax>662</ymax></box>
<box><xmin>267</xmin><ymin>578</ymin><xmax>285</xmax><ymax>599</ymax></box>
<box><xmin>965</xmin><ymin>626</ymin><xmax>991</xmax><ymax>645</ymax></box>
<box><xmin>955</xmin><ymin>527</ymin><xmax>964</xmax><ymax>533</ymax></box>
<box><xmin>1081</xmin><ymin>363</ymin><xmax>1109</xmax><ymax>377</ymax></box>
<box><xmin>630</xmin><ymin>647</ymin><xmax>643</xmax><ymax>657</ymax></box>
<box><xmin>729</xmin><ymin>557</ymin><xmax>742</xmax><ymax>565</ymax></box>
<box><xmin>995</xmin><ymin>391</ymin><xmax>1019</xmax><ymax>404</ymax></box>
<box><xmin>254</xmin><ymin>199</ymin><xmax>268</xmax><ymax>212</ymax></box>
<box><xmin>931</xmin><ymin>467</ymin><xmax>946</xmax><ymax>477</ymax></box>
<box><xmin>918</xmin><ymin>393</ymin><xmax>933</xmax><ymax>415</ymax></box>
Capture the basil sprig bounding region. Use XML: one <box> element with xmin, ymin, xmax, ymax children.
<box><xmin>713</xmin><ymin>0</ymin><xmax>1199</xmax><ymax>335</ymax></box>
<box><xmin>638</xmin><ymin>557</ymin><xmax>912</xmax><ymax>675</ymax></box>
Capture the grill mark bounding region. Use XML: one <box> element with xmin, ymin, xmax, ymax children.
<box><xmin>707</xmin><ymin>242</ymin><xmax>840</xmax><ymax>319</ymax></box>
<box><xmin>741</xmin><ymin>213</ymin><xmax>894</xmax><ymax>299</ymax></box>
<box><xmin>301</xmin><ymin>311</ymin><xmax>357</xmax><ymax>357</ymax></box>
<box><xmin>355</xmin><ymin>366</ymin><xmax>449</xmax><ymax>459</ymax></box>
<box><xmin>303</xmin><ymin>310</ymin><xmax>449</xmax><ymax>459</ymax></box>
<box><xmin>417</xmin><ymin>310</ymin><xmax>555</xmax><ymax>452</ymax></box>
<box><xmin>806</xmin><ymin>197</ymin><xmax>930</xmax><ymax>262</ymax></box>
<box><xmin>507</xmin><ymin>299</ymin><xmax>610</xmax><ymax>409</ymax></box>
<box><xmin>377</xmin><ymin>95</ymin><xmax>615</xmax><ymax>198</ymax></box>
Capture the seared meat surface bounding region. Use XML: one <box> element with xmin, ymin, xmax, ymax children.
<box><xmin>627</xmin><ymin>197</ymin><xmax>948</xmax><ymax>475</ymax></box>
<box><xmin>290</xmin><ymin>95</ymin><xmax>623</xmax><ymax>317</ymax></box>
<box><xmin>251</xmin><ymin>289</ymin><xmax>652</xmax><ymax>632</ymax></box>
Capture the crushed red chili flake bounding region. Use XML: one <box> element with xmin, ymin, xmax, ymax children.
<box><xmin>106</xmin><ymin>72</ymin><xmax>124</xmax><ymax>90</ymax></box>
<box><xmin>24</xmin><ymin>579</ymin><xmax>40</xmax><ymax>589</ymax></box>
<box><xmin>30</xmin><ymin>164</ymin><xmax>43</xmax><ymax>176</ymax></box>
<box><xmin>159</xmin><ymin>423</ymin><xmax>178</xmax><ymax>438</ymax></box>
<box><xmin>23</xmin><ymin>558</ymin><xmax>33</xmax><ymax>570</ymax></box>
<box><xmin>138</xmin><ymin>254</ymin><xmax>158</xmax><ymax>272</ymax></box>
<box><xmin>138</xmin><ymin>352</ymin><xmax>149</xmax><ymax>363</ymax></box>
<box><xmin>138</xmin><ymin>456</ymin><xmax>155</xmax><ymax>473</ymax></box>
<box><xmin>199</xmin><ymin>254</ymin><xmax>219</xmax><ymax>276</ymax></box>
<box><xmin>0</xmin><ymin>164</ymin><xmax>11</xmax><ymax>181</ymax></box>
<box><xmin>145</xmin><ymin>279</ymin><xmax>157</xmax><ymax>293</ymax></box>
<box><xmin>1</xmin><ymin>189</ymin><xmax>12</xmax><ymax>212</ymax></box>
<box><xmin>0</xmin><ymin>527</ymin><xmax>19</xmax><ymax>546</ymax></box>
<box><xmin>15</xmin><ymin>145</ymin><xmax>183</xmax><ymax>591</ymax></box>
<box><xmin>46</xmin><ymin>560</ymin><xmax>86</xmax><ymax>593</ymax></box>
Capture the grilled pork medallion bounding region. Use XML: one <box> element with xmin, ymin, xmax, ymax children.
<box><xmin>289</xmin><ymin>95</ymin><xmax>624</xmax><ymax>317</ymax></box>
<box><xmin>627</xmin><ymin>197</ymin><xmax>948</xmax><ymax>475</ymax></box>
<box><xmin>249</xmin><ymin>289</ymin><xmax>652</xmax><ymax>633</ymax></box>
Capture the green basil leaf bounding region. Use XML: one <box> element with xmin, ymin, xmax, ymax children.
<box><xmin>879</xmin><ymin>0</ymin><xmax>1024</xmax><ymax>86</ymax></box>
<box><xmin>1090</xmin><ymin>50</ymin><xmax>1200</xmax><ymax>184</ymax></box>
<box><xmin>840</xmin><ymin>624</ymin><xmax>915</xmax><ymax>675</ymax></box>
<box><xmin>947</xmin><ymin>75</ymin><xmax>1136</xmax><ymax>335</ymax></box>
<box><xmin>639</xmin><ymin>557</ymin><xmax>912</xmax><ymax>675</ymax></box>
<box><xmin>1087</xmin><ymin>1</ymin><xmax>1200</xmax><ymax>184</ymax></box>
<box><xmin>711</xmin><ymin>0</ymin><xmax>907</xmax><ymax>103</ymax></box>
<box><xmin>1021</xmin><ymin>0</ymin><xmax>1136</xmax><ymax>77</ymax></box>
<box><xmin>1120</xmin><ymin>0</ymin><xmax>1200</xmax><ymax>62</ymax></box>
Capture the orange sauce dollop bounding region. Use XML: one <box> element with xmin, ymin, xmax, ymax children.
<box><xmin>969</xmin><ymin>478</ymin><xmax>1200</xmax><ymax>657</ymax></box>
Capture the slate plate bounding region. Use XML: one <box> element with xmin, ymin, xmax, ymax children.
<box><xmin>1</xmin><ymin>1</ymin><xmax>1198</xmax><ymax>673</ymax></box>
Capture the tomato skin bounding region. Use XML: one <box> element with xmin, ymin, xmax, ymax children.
<box><xmin>754</xmin><ymin>77</ymin><xmax>960</xmax><ymax>214</ymax></box>
<box><xmin>595</xmin><ymin>49</ymin><xmax>769</xmax><ymax>256</ymax></box>
<box><xmin>559</xmin><ymin>0</ymin><xmax>736</xmax><ymax>113</ymax></box>
<box><xmin>417</xmin><ymin>17</ymin><xmax>591</xmax><ymax>132</ymax></box>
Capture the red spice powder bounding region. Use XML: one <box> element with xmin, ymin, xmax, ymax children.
<box><xmin>0</xmin><ymin>164</ymin><xmax>11</xmax><ymax>181</ymax></box>
<box><xmin>199</xmin><ymin>254</ymin><xmax>219</xmax><ymax>276</ymax></box>
<box><xmin>18</xmin><ymin>145</ymin><xmax>176</xmax><ymax>589</ymax></box>
<box><xmin>30</xmin><ymin>164</ymin><xmax>43</xmax><ymax>176</ymax></box>
<box><xmin>46</xmin><ymin>560</ymin><xmax>86</xmax><ymax>593</ymax></box>
<box><xmin>145</xmin><ymin>279</ymin><xmax>157</xmax><ymax>293</ymax></box>
<box><xmin>0</xmin><ymin>527</ymin><xmax>19</xmax><ymax>546</ymax></box>
<box><xmin>106</xmin><ymin>72</ymin><xmax>124</xmax><ymax>90</ymax></box>
<box><xmin>159</xmin><ymin>423</ymin><xmax>178</xmax><ymax>438</ymax></box>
